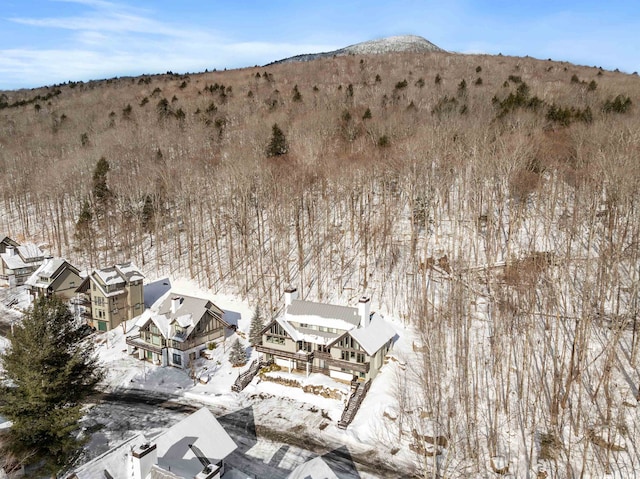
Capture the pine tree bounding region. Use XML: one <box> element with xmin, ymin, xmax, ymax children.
<box><xmin>229</xmin><ymin>338</ymin><xmax>247</xmax><ymax>367</ymax></box>
<box><xmin>266</xmin><ymin>123</ymin><xmax>288</xmax><ymax>157</ymax></box>
<box><xmin>0</xmin><ymin>295</ymin><xmax>104</xmax><ymax>474</ymax></box>
<box><xmin>92</xmin><ymin>156</ymin><xmax>111</xmax><ymax>204</ymax></box>
<box><xmin>249</xmin><ymin>305</ymin><xmax>264</xmax><ymax>346</ymax></box>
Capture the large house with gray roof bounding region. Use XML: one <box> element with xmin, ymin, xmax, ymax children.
<box><xmin>75</xmin><ymin>262</ymin><xmax>144</xmax><ymax>331</ymax></box>
<box><xmin>256</xmin><ymin>288</ymin><xmax>395</xmax><ymax>382</ymax></box>
<box><xmin>126</xmin><ymin>292</ymin><xmax>230</xmax><ymax>368</ymax></box>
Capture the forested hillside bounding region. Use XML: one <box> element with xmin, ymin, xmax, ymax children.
<box><xmin>1</xmin><ymin>50</ymin><xmax>640</xmax><ymax>476</ymax></box>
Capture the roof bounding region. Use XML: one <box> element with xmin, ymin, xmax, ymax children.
<box><xmin>25</xmin><ymin>258</ymin><xmax>79</xmax><ymax>288</ymax></box>
<box><xmin>0</xmin><ymin>252</ymin><xmax>29</xmax><ymax>270</ymax></box>
<box><xmin>153</xmin><ymin>407</ymin><xmax>237</xmax><ymax>477</ymax></box>
<box><xmin>67</xmin><ymin>408</ymin><xmax>236</xmax><ymax>479</ymax></box>
<box><xmin>68</xmin><ymin>433</ymin><xmax>149</xmax><ymax>479</ymax></box>
<box><xmin>348</xmin><ymin>313</ymin><xmax>396</xmax><ymax>355</ymax></box>
<box><xmin>17</xmin><ymin>243</ymin><xmax>44</xmax><ymax>260</ymax></box>
<box><xmin>286</xmin><ymin>299</ymin><xmax>361</xmax><ymax>330</ymax></box>
<box><xmin>140</xmin><ymin>293</ymin><xmax>226</xmax><ymax>341</ymax></box>
<box><xmin>287</xmin><ymin>456</ymin><xmax>339</xmax><ymax>479</ymax></box>
<box><xmin>78</xmin><ymin>262</ymin><xmax>144</xmax><ymax>297</ymax></box>
<box><xmin>0</xmin><ymin>236</ymin><xmax>19</xmax><ymax>246</ymax></box>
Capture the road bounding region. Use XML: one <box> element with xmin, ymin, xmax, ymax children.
<box><xmin>91</xmin><ymin>389</ymin><xmax>406</xmax><ymax>479</ymax></box>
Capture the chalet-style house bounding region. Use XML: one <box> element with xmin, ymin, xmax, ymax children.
<box><xmin>67</xmin><ymin>407</ymin><xmax>238</xmax><ymax>479</ymax></box>
<box><xmin>24</xmin><ymin>258</ymin><xmax>82</xmax><ymax>301</ymax></box>
<box><xmin>0</xmin><ymin>244</ymin><xmax>45</xmax><ymax>287</ymax></box>
<box><xmin>126</xmin><ymin>293</ymin><xmax>230</xmax><ymax>368</ymax></box>
<box><xmin>75</xmin><ymin>262</ymin><xmax>144</xmax><ymax>331</ymax></box>
<box><xmin>0</xmin><ymin>235</ymin><xmax>19</xmax><ymax>254</ymax></box>
<box><xmin>257</xmin><ymin>288</ymin><xmax>396</xmax><ymax>382</ymax></box>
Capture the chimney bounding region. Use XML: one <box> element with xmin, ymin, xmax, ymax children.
<box><xmin>358</xmin><ymin>296</ymin><xmax>371</xmax><ymax>328</ymax></box>
<box><xmin>284</xmin><ymin>287</ymin><xmax>298</xmax><ymax>307</ymax></box>
<box><xmin>132</xmin><ymin>442</ymin><xmax>157</xmax><ymax>479</ymax></box>
<box><xmin>5</xmin><ymin>246</ymin><xmax>15</xmax><ymax>256</ymax></box>
<box><xmin>171</xmin><ymin>296</ymin><xmax>182</xmax><ymax>315</ymax></box>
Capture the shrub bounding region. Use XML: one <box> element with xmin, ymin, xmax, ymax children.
<box><xmin>602</xmin><ymin>94</ymin><xmax>632</xmax><ymax>113</ymax></box>
<box><xmin>394</xmin><ymin>79</ymin><xmax>408</xmax><ymax>90</ymax></box>
<box><xmin>415</xmin><ymin>77</ymin><xmax>425</xmax><ymax>88</ymax></box>
<box><xmin>292</xmin><ymin>84</ymin><xmax>302</xmax><ymax>102</ymax></box>
<box><xmin>474</xmin><ymin>77</ymin><xmax>483</xmax><ymax>86</ymax></box>
<box><xmin>476</xmin><ymin>65</ymin><xmax>482</xmax><ymax>73</ymax></box>
<box><xmin>378</xmin><ymin>135</ymin><xmax>390</xmax><ymax>147</ymax></box>
<box><xmin>435</xmin><ymin>73</ymin><xmax>442</xmax><ymax>85</ymax></box>
<box><xmin>362</xmin><ymin>107</ymin><xmax>372</xmax><ymax>120</ymax></box>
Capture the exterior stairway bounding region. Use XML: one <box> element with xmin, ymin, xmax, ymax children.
<box><xmin>337</xmin><ymin>379</ymin><xmax>371</xmax><ymax>429</ymax></box>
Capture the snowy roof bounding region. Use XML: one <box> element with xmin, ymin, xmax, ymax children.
<box><xmin>0</xmin><ymin>252</ymin><xmax>29</xmax><ymax>270</ymax></box>
<box><xmin>116</xmin><ymin>262</ymin><xmax>145</xmax><ymax>282</ymax></box>
<box><xmin>140</xmin><ymin>293</ymin><xmax>225</xmax><ymax>340</ymax></box>
<box><xmin>25</xmin><ymin>258</ymin><xmax>77</xmax><ymax>288</ymax></box>
<box><xmin>68</xmin><ymin>433</ymin><xmax>150</xmax><ymax>479</ymax></box>
<box><xmin>94</xmin><ymin>262</ymin><xmax>144</xmax><ymax>286</ymax></box>
<box><xmin>17</xmin><ymin>243</ymin><xmax>44</xmax><ymax>261</ymax></box>
<box><xmin>153</xmin><ymin>407</ymin><xmax>237</xmax><ymax>477</ymax></box>
<box><xmin>275</xmin><ymin>316</ymin><xmax>344</xmax><ymax>346</ymax></box>
<box><xmin>287</xmin><ymin>456</ymin><xmax>339</xmax><ymax>479</ymax></box>
<box><xmin>286</xmin><ymin>299</ymin><xmax>361</xmax><ymax>330</ymax></box>
<box><xmin>348</xmin><ymin>313</ymin><xmax>396</xmax><ymax>355</ymax></box>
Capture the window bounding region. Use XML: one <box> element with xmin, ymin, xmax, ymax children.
<box><xmin>356</xmin><ymin>353</ymin><xmax>366</xmax><ymax>363</ymax></box>
<box><xmin>172</xmin><ymin>353</ymin><xmax>182</xmax><ymax>366</ymax></box>
<box><xmin>135</xmin><ymin>303</ymin><xmax>141</xmax><ymax>310</ymax></box>
<box><xmin>267</xmin><ymin>335</ymin><xmax>285</xmax><ymax>345</ymax></box>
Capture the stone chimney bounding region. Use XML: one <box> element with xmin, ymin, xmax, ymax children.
<box><xmin>284</xmin><ymin>287</ymin><xmax>298</xmax><ymax>307</ymax></box>
<box><xmin>171</xmin><ymin>296</ymin><xmax>183</xmax><ymax>315</ymax></box>
<box><xmin>358</xmin><ymin>296</ymin><xmax>371</xmax><ymax>328</ymax></box>
<box><xmin>132</xmin><ymin>442</ymin><xmax>157</xmax><ymax>479</ymax></box>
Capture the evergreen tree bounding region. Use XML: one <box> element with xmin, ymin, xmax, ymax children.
<box><xmin>92</xmin><ymin>156</ymin><xmax>111</xmax><ymax>204</ymax></box>
<box><xmin>0</xmin><ymin>296</ymin><xmax>104</xmax><ymax>474</ymax></box>
<box><xmin>229</xmin><ymin>338</ymin><xmax>247</xmax><ymax>367</ymax></box>
<box><xmin>266</xmin><ymin>123</ymin><xmax>288</xmax><ymax>157</ymax></box>
<box><xmin>248</xmin><ymin>305</ymin><xmax>264</xmax><ymax>346</ymax></box>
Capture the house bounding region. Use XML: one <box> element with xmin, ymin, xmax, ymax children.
<box><xmin>126</xmin><ymin>293</ymin><xmax>230</xmax><ymax>368</ymax></box>
<box><xmin>0</xmin><ymin>244</ymin><xmax>46</xmax><ymax>287</ymax></box>
<box><xmin>75</xmin><ymin>262</ymin><xmax>144</xmax><ymax>331</ymax></box>
<box><xmin>24</xmin><ymin>258</ymin><xmax>82</xmax><ymax>301</ymax></box>
<box><xmin>67</xmin><ymin>407</ymin><xmax>238</xmax><ymax>479</ymax></box>
<box><xmin>256</xmin><ymin>287</ymin><xmax>396</xmax><ymax>382</ymax></box>
<box><xmin>0</xmin><ymin>235</ymin><xmax>19</xmax><ymax>254</ymax></box>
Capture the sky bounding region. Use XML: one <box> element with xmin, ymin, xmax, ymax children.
<box><xmin>1</xmin><ymin>0</ymin><xmax>639</xmax><ymax>91</ymax></box>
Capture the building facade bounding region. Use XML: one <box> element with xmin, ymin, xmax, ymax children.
<box><xmin>126</xmin><ymin>293</ymin><xmax>229</xmax><ymax>368</ymax></box>
<box><xmin>75</xmin><ymin>262</ymin><xmax>144</xmax><ymax>331</ymax></box>
<box><xmin>257</xmin><ymin>288</ymin><xmax>395</xmax><ymax>382</ymax></box>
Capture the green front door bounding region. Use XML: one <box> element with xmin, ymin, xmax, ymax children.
<box><xmin>97</xmin><ymin>321</ymin><xmax>107</xmax><ymax>331</ymax></box>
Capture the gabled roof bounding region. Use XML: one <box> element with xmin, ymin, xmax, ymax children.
<box><xmin>0</xmin><ymin>236</ymin><xmax>19</xmax><ymax>247</ymax></box>
<box><xmin>139</xmin><ymin>293</ymin><xmax>228</xmax><ymax>341</ymax></box>
<box><xmin>77</xmin><ymin>262</ymin><xmax>144</xmax><ymax>296</ymax></box>
<box><xmin>347</xmin><ymin>313</ymin><xmax>396</xmax><ymax>355</ymax></box>
<box><xmin>67</xmin><ymin>433</ymin><xmax>150</xmax><ymax>479</ymax></box>
<box><xmin>286</xmin><ymin>299</ymin><xmax>361</xmax><ymax>330</ymax></box>
<box><xmin>25</xmin><ymin>258</ymin><xmax>80</xmax><ymax>289</ymax></box>
<box><xmin>17</xmin><ymin>243</ymin><xmax>44</xmax><ymax>261</ymax></box>
<box><xmin>153</xmin><ymin>407</ymin><xmax>237</xmax><ymax>477</ymax></box>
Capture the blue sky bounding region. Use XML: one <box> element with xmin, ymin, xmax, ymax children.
<box><xmin>1</xmin><ymin>0</ymin><xmax>639</xmax><ymax>90</ymax></box>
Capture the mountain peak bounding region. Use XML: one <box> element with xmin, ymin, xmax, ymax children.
<box><xmin>269</xmin><ymin>35</ymin><xmax>443</xmax><ymax>65</ymax></box>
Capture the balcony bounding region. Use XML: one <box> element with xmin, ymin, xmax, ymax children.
<box><xmin>126</xmin><ymin>334</ymin><xmax>164</xmax><ymax>355</ymax></box>
<box><xmin>167</xmin><ymin>329</ymin><xmax>224</xmax><ymax>351</ymax></box>
<box><xmin>255</xmin><ymin>345</ymin><xmax>314</xmax><ymax>362</ymax></box>
<box><xmin>315</xmin><ymin>351</ymin><xmax>369</xmax><ymax>373</ymax></box>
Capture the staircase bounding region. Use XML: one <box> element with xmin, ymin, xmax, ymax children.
<box><xmin>337</xmin><ymin>379</ymin><xmax>371</xmax><ymax>429</ymax></box>
<box><xmin>231</xmin><ymin>358</ymin><xmax>272</xmax><ymax>392</ymax></box>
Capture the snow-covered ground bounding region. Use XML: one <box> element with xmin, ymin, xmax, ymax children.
<box><xmin>77</xmin><ymin>276</ymin><xmax>415</xmax><ymax>477</ymax></box>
